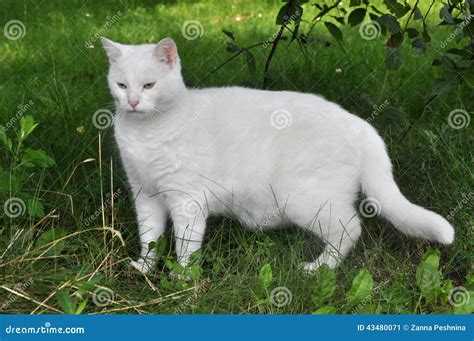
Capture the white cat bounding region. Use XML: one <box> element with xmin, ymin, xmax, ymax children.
<box><xmin>101</xmin><ymin>37</ymin><xmax>454</xmax><ymax>274</ymax></box>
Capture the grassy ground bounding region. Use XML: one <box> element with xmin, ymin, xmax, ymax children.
<box><xmin>0</xmin><ymin>0</ymin><xmax>472</xmax><ymax>314</ymax></box>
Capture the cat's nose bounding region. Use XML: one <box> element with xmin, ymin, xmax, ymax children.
<box><xmin>128</xmin><ymin>99</ymin><xmax>139</xmax><ymax>109</ymax></box>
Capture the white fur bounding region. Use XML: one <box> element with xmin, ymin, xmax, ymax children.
<box><xmin>101</xmin><ymin>37</ymin><xmax>455</xmax><ymax>274</ymax></box>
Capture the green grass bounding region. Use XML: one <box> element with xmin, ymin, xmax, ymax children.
<box><xmin>0</xmin><ymin>0</ymin><xmax>472</xmax><ymax>314</ymax></box>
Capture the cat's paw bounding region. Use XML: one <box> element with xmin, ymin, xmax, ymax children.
<box><xmin>169</xmin><ymin>272</ymin><xmax>192</xmax><ymax>282</ymax></box>
<box><xmin>300</xmin><ymin>260</ymin><xmax>329</xmax><ymax>274</ymax></box>
<box><xmin>130</xmin><ymin>259</ymin><xmax>154</xmax><ymax>274</ymax></box>
<box><xmin>301</xmin><ymin>261</ymin><xmax>319</xmax><ymax>274</ymax></box>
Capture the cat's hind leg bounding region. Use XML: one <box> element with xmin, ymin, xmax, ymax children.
<box><xmin>302</xmin><ymin>206</ymin><xmax>361</xmax><ymax>271</ymax></box>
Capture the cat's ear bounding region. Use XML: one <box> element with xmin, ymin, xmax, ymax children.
<box><xmin>100</xmin><ymin>37</ymin><xmax>123</xmax><ymax>63</ymax></box>
<box><xmin>154</xmin><ymin>38</ymin><xmax>179</xmax><ymax>67</ymax></box>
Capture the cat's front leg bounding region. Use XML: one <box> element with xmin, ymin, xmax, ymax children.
<box><xmin>170</xmin><ymin>197</ymin><xmax>207</xmax><ymax>268</ymax></box>
<box><xmin>130</xmin><ymin>189</ymin><xmax>167</xmax><ymax>274</ymax></box>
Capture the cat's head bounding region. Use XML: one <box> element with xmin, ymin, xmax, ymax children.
<box><xmin>101</xmin><ymin>37</ymin><xmax>184</xmax><ymax>115</ymax></box>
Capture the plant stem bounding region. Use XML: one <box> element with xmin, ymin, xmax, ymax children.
<box><xmin>200</xmin><ymin>42</ymin><xmax>267</xmax><ymax>83</ymax></box>
<box><xmin>262</xmin><ymin>24</ymin><xmax>285</xmax><ymax>89</ymax></box>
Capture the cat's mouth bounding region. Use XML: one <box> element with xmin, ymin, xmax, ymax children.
<box><xmin>126</xmin><ymin>109</ymin><xmax>147</xmax><ymax>115</ymax></box>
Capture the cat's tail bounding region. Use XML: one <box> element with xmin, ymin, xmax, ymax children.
<box><xmin>359</xmin><ymin>125</ymin><xmax>454</xmax><ymax>244</ymax></box>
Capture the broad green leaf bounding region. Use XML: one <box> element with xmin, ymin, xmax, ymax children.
<box><xmin>275</xmin><ymin>4</ymin><xmax>303</xmax><ymax>25</ymax></box>
<box><xmin>325</xmin><ymin>22</ymin><xmax>343</xmax><ymax>41</ymax></box>
<box><xmin>75</xmin><ymin>278</ymin><xmax>101</xmax><ymax>299</ymax></box>
<box><xmin>383</xmin><ymin>0</ymin><xmax>410</xmax><ymax>18</ymax></box>
<box><xmin>176</xmin><ymin>279</ymin><xmax>188</xmax><ymax>290</ymax></box>
<box><xmin>19</xmin><ymin>115</ymin><xmax>38</xmax><ymax>141</ymax></box>
<box><xmin>56</xmin><ymin>289</ymin><xmax>76</xmax><ymax>314</ymax></box>
<box><xmin>35</xmin><ymin>227</ymin><xmax>67</xmax><ymax>255</ymax></box>
<box><xmin>27</xmin><ymin>198</ymin><xmax>45</xmax><ymax>218</ymax></box>
<box><xmin>440</xmin><ymin>279</ymin><xmax>453</xmax><ymax>303</ymax></box>
<box><xmin>276</xmin><ymin>4</ymin><xmax>289</xmax><ymax>25</ymax></box>
<box><xmin>75</xmin><ymin>298</ymin><xmax>89</xmax><ymax>314</ymax></box>
<box><xmin>155</xmin><ymin>236</ymin><xmax>168</xmax><ymax>257</ymax></box>
<box><xmin>164</xmin><ymin>259</ymin><xmax>174</xmax><ymax>270</ymax></box>
<box><xmin>348</xmin><ymin>8</ymin><xmax>366</xmax><ymax>27</ymax></box>
<box><xmin>349</xmin><ymin>0</ymin><xmax>362</xmax><ymax>7</ymax></box>
<box><xmin>439</xmin><ymin>4</ymin><xmax>454</xmax><ymax>24</ymax></box>
<box><xmin>406</xmin><ymin>28</ymin><xmax>419</xmax><ymax>38</ymax></box>
<box><xmin>413</xmin><ymin>6</ymin><xmax>422</xmax><ymax>20</ymax></box>
<box><xmin>259</xmin><ymin>263</ymin><xmax>273</xmax><ymax>291</ymax></box>
<box><xmin>416</xmin><ymin>249</ymin><xmax>441</xmax><ymax>302</ymax></box>
<box><xmin>21</xmin><ymin>149</ymin><xmax>55</xmax><ymax>168</ymax></box>
<box><xmin>311</xmin><ymin>264</ymin><xmax>336</xmax><ymax>305</ymax></box>
<box><xmin>357</xmin><ymin>303</ymin><xmax>378</xmax><ymax>314</ymax></box>
<box><xmin>377</xmin><ymin>14</ymin><xmax>402</xmax><ymax>33</ymax></box>
<box><xmin>188</xmin><ymin>264</ymin><xmax>203</xmax><ymax>281</ymax></box>
<box><xmin>172</xmin><ymin>262</ymin><xmax>185</xmax><ymax>275</ymax></box>
<box><xmin>347</xmin><ymin>269</ymin><xmax>374</xmax><ymax>306</ymax></box>
<box><xmin>313</xmin><ymin>305</ymin><xmax>336</xmax><ymax>314</ymax></box>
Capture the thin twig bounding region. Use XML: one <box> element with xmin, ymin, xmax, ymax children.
<box><xmin>403</xmin><ymin>0</ymin><xmax>420</xmax><ymax>33</ymax></box>
<box><xmin>263</xmin><ymin>24</ymin><xmax>286</xmax><ymax>89</ymax></box>
<box><xmin>200</xmin><ymin>42</ymin><xmax>267</xmax><ymax>83</ymax></box>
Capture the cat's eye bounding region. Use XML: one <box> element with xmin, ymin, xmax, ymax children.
<box><xmin>143</xmin><ymin>82</ymin><xmax>155</xmax><ymax>90</ymax></box>
<box><xmin>117</xmin><ymin>83</ymin><xmax>127</xmax><ymax>89</ymax></box>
